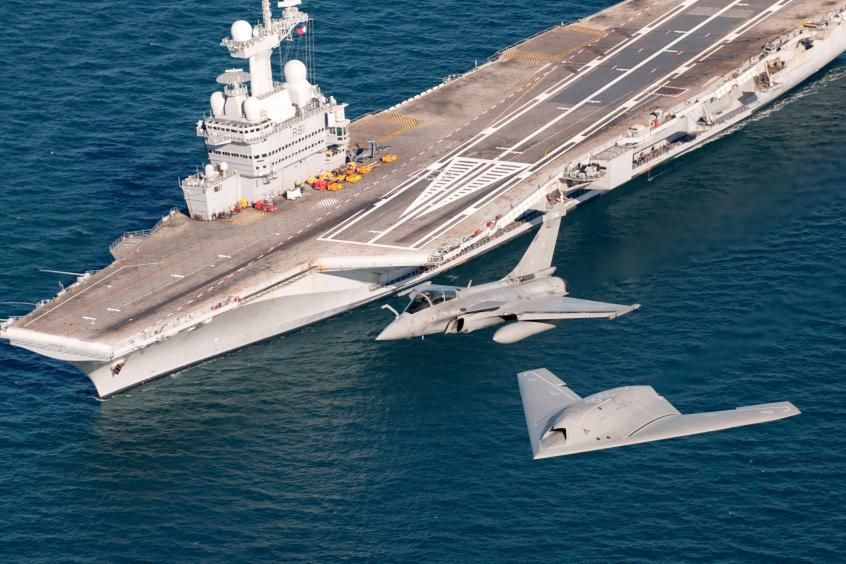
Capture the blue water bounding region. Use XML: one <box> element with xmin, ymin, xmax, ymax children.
<box><xmin>1</xmin><ymin>0</ymin><xmax>845</xmax><ymax>560</ymax></box>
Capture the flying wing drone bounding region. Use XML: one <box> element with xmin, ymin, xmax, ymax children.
<box><xmin>518</xmin><ymin>368</ymin><xmax>800</xmax><ymax>459</ymax></box>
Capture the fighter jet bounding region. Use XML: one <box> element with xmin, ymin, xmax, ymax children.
<box><xmin>376</xmin><ymin>212</ymin><xmax>639</xmax><ymax>344</ymax></box>
<box><xmin>518</xmin><ymin>368</ymin><xmax>800</xmax><ymax>459</ymax></box>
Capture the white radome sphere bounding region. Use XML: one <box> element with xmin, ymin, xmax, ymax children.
<box><xmin>218</xmin><ymin>161</ymin><xmax>229</xmax><ymax>172</ymax></box>
<box><xmin>243</xmin><ymin>96</ymin><xmax>263</xmax><ymax>122</ymax></box>
<box><xmin>204</xmin><ymin>164</ymin><xmax>219</xmax><ymax>178</ymax></box>
<box><xmin>284</xmin><ymin>59</ymin><xmax>308</xmax><ymax>84</ymax></box>
<box><xmin>209</xmin><ymin>91</ymin><xmax>225</xmax><ymax>116</ymax></box>
<box><xmin>231</xmin><ymin>20</ymin><xmax>252</xmax><ymax>42</ymax></box>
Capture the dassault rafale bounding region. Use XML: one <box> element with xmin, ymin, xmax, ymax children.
<box><xmin>377</xmin><ymin>211</ymin><xmax>639</xmax><ymax>344</ymax></box>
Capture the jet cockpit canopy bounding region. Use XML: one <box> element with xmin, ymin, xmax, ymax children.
<box><xmin>405</xmin><ymin>288</ymin><xmax>457</xmax><ymax>314</ymax></box>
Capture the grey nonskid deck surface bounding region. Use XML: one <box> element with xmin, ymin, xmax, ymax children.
<box><xmin>321</xmin><ymin>0</ymin><xmax>787</xmax><ymax>250</ymax></box>
<box><xmin>17</xmin><ymin>0</ymin><xmax>813</xmax><ymax>343</ymax></box>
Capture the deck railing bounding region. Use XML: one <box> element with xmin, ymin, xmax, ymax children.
<box><xmin>109</xmin><ymin>208</ymin><xmax>179</xmax><ymax>258</ymax></box>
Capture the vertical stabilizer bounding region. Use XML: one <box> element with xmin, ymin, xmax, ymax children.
<box><xmin>506</xmin><ymin>213</ymin><xmax>563</xmax><ymax>279</ymax></box>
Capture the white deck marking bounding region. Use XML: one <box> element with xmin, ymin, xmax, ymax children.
<box><xmin>609</xmin><ymin>38</ymin><xmax>628</xmax><ymax>51</ymax></box>
<box><xmin>398</xmin><ymin>157</ymin><xmax>529</xmax><ymax>223</ymax></box>
<box><xmin>368</xmin><ymin>159</ymin><xmax>529</xmax><ymax>246</ymax></box>
<box><xmin>497</xmin><ymin>0</ymin><xmax>749</xmax><ymax>158</ymax></box>
<box><xmin>420</xmin><ymin>161</ymin><xmax>530</xmax><ymax>216</ymax></box>
<box><xmin>402</xmin><ymin>158</ymin><xmax>484</xmax><ymax>215</ymax></box>
<box><xmin>24</xmin><ymin>262</ymin><xmax>164</xmax><ymax>326</ymax></box>
<box><xmin>699</xmin><ymin>43</ymin><xmax>726</xmax><ymax>61</ymax></box>
<box><xmin>321</xmin><ymin>238</ymin><xmax>417</xmax><ymax>251</ymax></box>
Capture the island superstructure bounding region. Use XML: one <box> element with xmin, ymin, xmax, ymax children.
<box><xmin>186</xmin><ymin>1</ymin><xmax>348</xmax><ymax>218</ymax></box>
<box><xmin>3</xmin><ymin>0</ymin><xmax>845</xmax><ymax>398</ymax></box>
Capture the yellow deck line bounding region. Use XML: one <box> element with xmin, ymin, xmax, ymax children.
<box><xmin>366</xmin><ymin>112</ymin><xmax>425</xmax><ymax>144</ymax></box>
<box><xmin>502</xmin><ymin>24</ymin><xmax>609</xmax><ymax>64</ymax></box>
<box><xmin>231</xmin><ymin>209</ymin><xmax>269</xmax><ymax>226</ymax></box>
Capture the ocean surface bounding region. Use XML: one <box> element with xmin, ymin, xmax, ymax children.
<box><xmin>1</xmin><ymin>0</ymin><xmax>845</xmax><ymax>561</ymax></box>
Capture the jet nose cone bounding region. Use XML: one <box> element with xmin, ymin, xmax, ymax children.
<box><xmin>376</xmin><ymin>315</ymin><xmax>413</xmax><ymax>341</ymax></box>
<box><xmin>375</xmin><ymin>326</ymin><xmax>396</xmax><ymax>341</ymax></box>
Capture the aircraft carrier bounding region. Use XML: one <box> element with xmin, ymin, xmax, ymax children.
<box><xmin>3</xmin><ymin>0</ymin><xmax>845</xmax><ymax>398</ymax></box>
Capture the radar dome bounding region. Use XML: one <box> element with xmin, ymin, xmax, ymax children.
<box><xmin>243</xmin><ymin>96</ymin><xmax>263</xmax><ymax>122</ymax></box>
<box><xmin>231</xmin><ymin>20</ymin><xmax>252</xmax><ymax>42</ymax></box>
<box><xmin>204</xmin><ymin>164</ymin><xmax>219</xmax><ymax>178</ymax></box>
<box><xmin>210</xmin><ymin>91</ymin><xmax>225</xmax><ymax>116</ymax></box>
<box><xmin>284</xmin><ymin>59</ymin><xmax>308</xmax><ymax>84</ymax></box>
<box><xmin>218</xmin><ymin>161</ymin><xmax>229</xmax><ymax>172</ymax></box>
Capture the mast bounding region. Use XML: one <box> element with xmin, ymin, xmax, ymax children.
<box><xmin>262</xmin><ymin>0</ymin><xmax>272</xmax><ymax>29</ymax></box>
<box><xmin>221</xmin><ymin>0</ymin><xmax>308</xmax><ymax>98</ymax></box>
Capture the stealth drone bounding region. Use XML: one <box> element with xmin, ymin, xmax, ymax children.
<box><xmin>377</xmin><ymin>212</ymin><xmax>639</xmax><ymax>344</ymax></box>
<box><xmin>518</xmin><ymin>368</ymin><xmax>800</xmax><ymax>459</ymax></box>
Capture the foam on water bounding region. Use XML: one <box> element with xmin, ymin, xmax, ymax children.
<box><xmin>1</xmin><ymin>0</ymin><xmax>844</xmax><ymax>561</ymax></box>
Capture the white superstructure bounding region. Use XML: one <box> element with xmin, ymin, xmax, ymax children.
<box><xmin>183</xmin><ymin>0</ymin><xmax>348</xmax><ymax>220</ymax></box>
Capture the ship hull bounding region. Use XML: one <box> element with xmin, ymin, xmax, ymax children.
<box><xmin>79</xmin><ymin>269</ymin><xmax>389</xmax><ymax>398</ymax></box>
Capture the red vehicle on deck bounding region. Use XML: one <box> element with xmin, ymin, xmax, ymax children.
<box><xmin>254</xmin><ymin>199</ymin><xmax>278</xmax><ymax>212</ymax></box>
